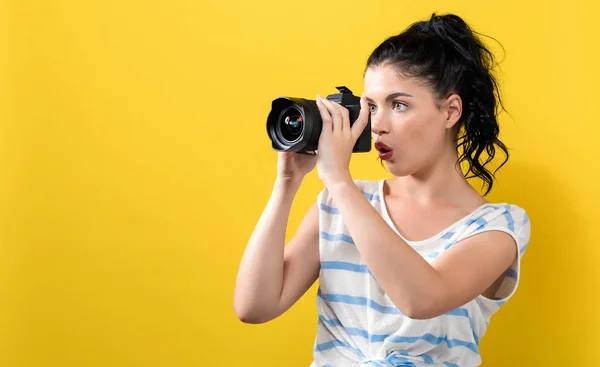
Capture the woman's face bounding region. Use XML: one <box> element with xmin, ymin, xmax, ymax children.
<box><xmin>363</xmin><ymin>64</ymin><xmax>460</xmax><ymax>177</ymax></box>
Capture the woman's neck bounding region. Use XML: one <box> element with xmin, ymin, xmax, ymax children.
<box><xmin>387</xmin><ymin>150</ymin><xmax>486</xmax><ymax>209</ymax></box>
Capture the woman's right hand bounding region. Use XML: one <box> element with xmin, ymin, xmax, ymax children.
<box><xmin>277</xmin><ymin>151</ymin><xmax>318</xmax><ymax>181</ymax></box>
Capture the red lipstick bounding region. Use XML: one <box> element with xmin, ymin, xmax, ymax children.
<box><xmin>375</xmin><ymin>142</ymin><xmax>393</xmax><ymax>160</ymax></box>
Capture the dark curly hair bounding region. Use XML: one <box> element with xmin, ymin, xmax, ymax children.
<box><xmin>366</xmin><ymin>13</ymin><xmax>509</xmax><ymax>196</ymax></box>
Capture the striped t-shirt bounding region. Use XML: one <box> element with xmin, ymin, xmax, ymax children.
<box><xmin>309</xmin><ymin>179</ymin><xmax>531</xmax><ymax>367</ymax></box>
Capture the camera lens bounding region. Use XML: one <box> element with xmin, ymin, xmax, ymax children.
<box><xmin>278</xmin><ymin>106</ymin><xmax>304</xmax><ymax>142</ymax></box>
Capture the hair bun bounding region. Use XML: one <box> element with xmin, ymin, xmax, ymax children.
<box><xmin>424</xmin><ymin>13</ymin><xmax>469</xmax><ymax>39</ymax></box>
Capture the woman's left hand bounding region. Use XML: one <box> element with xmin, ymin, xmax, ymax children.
<box><xmin>315</xmin><ymin>94</ymin><xmax>370</xmax><ymax>187</ymax></box>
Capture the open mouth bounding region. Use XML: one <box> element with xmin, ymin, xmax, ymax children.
<box><xmin>375</xmin><ymin>142</ymin><xmax>393</xmax><ymax>160</ymax></box>
<box><xmin>375</xmin><ymin>142</ymin><xmax>392</xmax><ymax>153</ymax></box>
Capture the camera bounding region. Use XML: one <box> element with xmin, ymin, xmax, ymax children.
<box><xmin>266</xmin><ymin>86</ymin><xmax>371</xmax><ymax>153</ymax></box>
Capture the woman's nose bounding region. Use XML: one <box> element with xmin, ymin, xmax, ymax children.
<box><xmin>371</xmin><ymin>115</ymin><xmax>389</xmax><ymax>135</ymax></box>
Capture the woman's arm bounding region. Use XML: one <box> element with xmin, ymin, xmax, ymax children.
<box><xmin>233</xmin><ymin>177</ymin><xmax>321</xmax><ymax>323</ymax></box>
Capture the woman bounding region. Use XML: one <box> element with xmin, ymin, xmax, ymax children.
<box><xmin>234</xmin><ymin>13</ymin><xmax>531</xmax><ymax>367</ymax></box>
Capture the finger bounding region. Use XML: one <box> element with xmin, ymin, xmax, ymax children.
<box><xmin>319</xmin><ymin>97</ymin><xmax>344</xmax><ymax>133</ymax></box>
<box><xmin>332</xmin><ymin>101</ymin><xmax>350</xmax><ymax>135</ymax></box>
<box><xmin>351</xmin><ymin>94</ymin><xmax>371</xmax><ymax>141</ymax></box>
<box><xmin>316</xmin><ymin>95</ymin><xmax>333</xmax><ymax>134</ymax></box>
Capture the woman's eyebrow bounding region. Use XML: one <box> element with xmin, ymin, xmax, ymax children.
<box><xmin>364</xmin><ymin>92</ymin><xmax>414</xmax><ymax>102</ymax></box>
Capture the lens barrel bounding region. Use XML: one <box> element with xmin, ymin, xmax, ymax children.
<box><xmin>266</xmin><ymin>86</ymin><xmax>372</xmax><ymax>154</ymax></box>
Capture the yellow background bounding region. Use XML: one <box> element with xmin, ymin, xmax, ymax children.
<box><xmin>2</xmin><ymin>0</ymin><xmax>599</xmax><ymax>366</ymax></box>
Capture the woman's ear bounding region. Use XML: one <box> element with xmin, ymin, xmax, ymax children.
<box><xmin>444</xmin><ymin>94</ymin><xmax>462</xmax><ymax>128</ymax></box>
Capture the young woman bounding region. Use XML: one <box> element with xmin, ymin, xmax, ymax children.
<box><xmin>234</xmin><ymin>13</ymin><xmax>531</xmax><ymax>367</ymax></box>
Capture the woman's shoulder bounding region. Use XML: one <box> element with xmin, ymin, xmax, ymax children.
<box><xmin>458</xmin><ymin>202</ymin><xmax>531</xmax><ymax>253</ymax></box>
<box><xmin>473</xmin><ymin>202</ymin><xmax>530</xmax><ymax>233</ymax></box>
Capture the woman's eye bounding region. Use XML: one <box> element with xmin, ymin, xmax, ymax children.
<box><xmin>393</xmin><ymin>102</ymin><xmax>407</xmax><ymax>111</ymax></box>
<box><xmin>369</xmin><ymin>105</ymin><xmax>377</xmax><ymax>113</ymax></box>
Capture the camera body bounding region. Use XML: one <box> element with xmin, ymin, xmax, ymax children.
<box><xmin>266</xmin><ymin>86</ymin><xmax>371</xmax><ymax>153</ymax></box>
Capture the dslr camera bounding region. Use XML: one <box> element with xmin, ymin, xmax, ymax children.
<box><xmin>266</xmin><ymin>86</ymin><xmax>371</xmax><ymax>153</ymax></box>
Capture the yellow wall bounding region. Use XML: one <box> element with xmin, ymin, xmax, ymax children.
<box><xmin>2</xmin><ymin>0</ymin><xmax>599</xmax><ymax>366</ymax></box>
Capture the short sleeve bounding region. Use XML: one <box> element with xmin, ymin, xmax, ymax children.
<box><xmin>478</xmin><ymin>205</ymin><xmax>531</xmax><ymax>305</ymax></box>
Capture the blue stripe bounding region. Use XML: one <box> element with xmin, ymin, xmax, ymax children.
<box><xmin>466</xmin><ymin>218</ymin><xmax>487</xmax><ymax>228</ymax></box>
<box><xmin>446</xmin><ymin>307</ymin><xmax>469</xmax><ymax>318</ymax></box>
<box><xmin>314</xmin><ymin>340</ymin><xmax>365</xmax><ymax>358</ymax></box>
<box><xmin>387</xmin><ymin>350</ymin><xmax>437</xmax><ymax>365</ymax></box>
<box><xmin>317</xmin><ymin>290</ymin><xmax>402</xmax><ymax>315</ymax></box>
<box><xmin>317</xmin><ymin>315</ymin><xmax>479</xmax><ymax>356</ymax></box>
<box><xmin>319</xmin><ymin>291</ymin><xmax>471</xmax><ymax>319</ymax></box>
<box><xmin>386</xmin><ymin>334</ymin><xmax>479</xmax><ymax>355</ymax></box>
<box><xmin>359</xmin><ymin>360</ymin><xmax>391</xmax><ymax>367</ymax></box>
<box><xmin>363</xmin><ymin>192</ymin><xmax>381</xmax><ymax>202</ymax></box>
<box><xmin>506</xmin><ymin>267</ymin><xmax>518</xmax><ymax>280</ymax></box>
<box><xmin>444</xmin><ymin>241</ymin><xmax>456</xmax><ymax>250</ymax></box>
<box><xmin>384</xmin><ymin>355</ymin><xmax>416</xmax><ymax>366</ymax></box>
<box><xmin>522</xmin><ymin>213</ymin><xmax>529</xmax><ymax>226</ymax></box>
<box><xmin>318</xmin><ymin>316</ymin><xmax>371</xmax><ymax>340</ymax></box>
<box><xmin>320</xmin><ymin>231</ymin><xmax>355</xmax><ymax>245</ymax></box>
<box><xmin>467</xmin><ymin>316</ymin><xmax>480</xmax><ymax>346</ymax></box>
<box><xmin>420</xmin><ymin>353</ymin><xmax>434</xmax><ymax>363</ymax></box>
<box><xmin>319</xmin><ymin>203</ymin><xmax>339</xmax><ymax>214</ymax></box>
<box><xmin>321</xmin><ymin>261</ymin><xmax>370</xmax><ymax>273</ymax></box>
<box><xmin>443</xmin><ymin>363</ymin><xmax>460</xmax><ymax>367</ymax></box>
<box><xmin>467</xmin><ymin>314</ymin><xmax>480</xmax><ymax>346</ymax></box>
<box><xmin>318</xmin><ymin>316</ymin><xmax>386</xmax><ymax>342</ymax></box>
<box><xmin>503</xmin><ymin>205</ymin><xmax>515</xmax><ymax>232</ymax></box>
<box><xmin>318</xmin><ymin>315</ymin><xmax>344</xmax><ymax>327</ymax></box>
<box><xmin>446</xmin><ymin>307</ymin><xmax>480</xmax><ymax>346</ymax></box>
<box><xmin>441</xmin><ymin>232</ymin><xmax>454</xmax><ymax>239</ymax></box>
